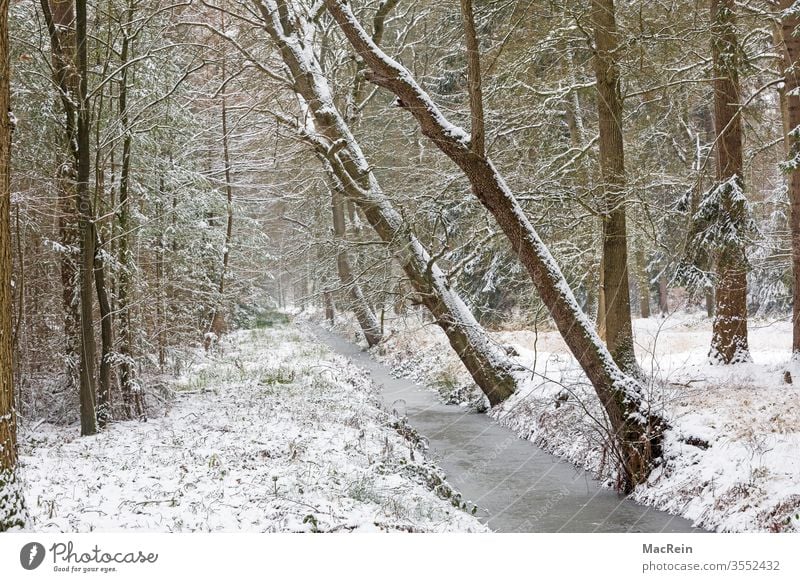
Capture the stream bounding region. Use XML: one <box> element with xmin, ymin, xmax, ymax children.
<box><xmin>310</xmin><ymin>324</ymin><xmax>702</xmax><ymax>533</ymax></box>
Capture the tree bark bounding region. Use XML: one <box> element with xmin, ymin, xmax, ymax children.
<box><xmin>0</xmin><ymin>0</ymin><xmax>26</xmax><ymax>530</ymax></box>
<box><xmin>323</xmin><ymin>0</ymin><xmax>664</xmax><ymax>490</ymax></box>
<box><xmin>591</xmin><ymin>0</ymin><xmax>636</xmax><ymax>372</ymax></box>
<box><xmin>330</xmin><ymin>186</ymin><xmax>382</xmax><ymax>346</ymax></box>
<box><xmin>211</xmin><ymin>12</ymin><xmax>235</xmax><ymax>337</ymax></box>
<box><xmin>460</xmin><ymin>0</ymin><xmax>485</xmax><ymax>157</ymax></box>
<box><xmin>58</xmin><ymin>169</ymin><xmax>81</xmax><ymax>393</ymax></box>
<box><xmin>779</xmin><ymin>0</ymin><xmax>800</xmax><ymax>357</ymax></box>
<box><xmin>324</xmin><ymin>289</ymin><xmax>335</xmax><ymax>323</ymax></box>
<box><xmin>658</xmin><ymin>275</ymin><xmax>669</xmax><ymax>315</ymax></box>
<box><xmin>156</xmin><ymin>178</ymin><xmax>167</xmax><ymax>372</ymax></box>
<box><xmin>94</xmin><ymin>237</ymin><xmax>113</xmax><ymax>426</ymax></box>
<box><xmin>597</xmin><ymin>255</ymin><xmax>606</xmax><ymax>338</ymax></box>
<box><xmin>117</xmin><ymin>3</ymin><xmax>142</xmax><ymax>419</ymax></box>
<box><xmin>41</xmin><ymin>0</ymin><xmax>97</xmax><ymax>433</ymax></box>
<box><xmin>42</xmin><ymin>0</ymin><xmax>82</xmax><ymax>397</ymax></box>
<box><xmin>635</xmin><ymin>242</ymin><xmax>651</xmax><ymax>318</ymax></box>
<box><xmin>75</xmin><ymin>0</ymin><xmax>98</xmax><ymax>434</ymax></box>
<box><xmin>709</xmin><ymin>0</ymin><xmax>750</xmax><ymax>364</ymax></box>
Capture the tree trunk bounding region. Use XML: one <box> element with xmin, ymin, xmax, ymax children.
<box><xmin>210</xmin><ymin>97</ymin><xmax>234</xmax><ymax>336</ymax></box>
<box><xmin>635</xmin><ymin>242</ymin><xmax>651</xmax><ymax>319</ymax></box>
<box><xmin>779</xmin><ymin>0</ymin><xmax>800</xmax><ymax>357</ymax></box>
<box><xmin>0</xmin><ymin>0</ymin><xmax>26</xmax><ymax>530</ymax></box>
<box><xmin>58</xmin><ymin>169</ymin><xmax>81</xmax><ymax>393</ymax></box>
<box><xmin>709</xmin><ymin>0</ymin><xmax>750</xmax><ymax>364</ymax></box>
<box><xmin>42</xmin><ymin>0</ymin><xmax>98</xmax><ymax>434</ymax></box>
<box><xmin>323</xmin><ymin>0</ymin><xmax>664</xmax><ymax>491</ymax></box>
<box><xmin>42</xmin><ymin>0</ymin><xmax>83</xmax><ymax>399</ymax></box>
<box><xmin>255</xmin><ymin>2</ymin><xmax>519</xmax><ymax>406</ymax></box>
<box><xmin>330</xmin><ymin>186</ymin><xmax>382</xmax><ymax>346</ymax></box>
<box><xmin>117</xmin><ymin>4</ymin><xmax>142</xmax><ymax>419</ymax></box>
<box><xmin>94</xmin><ymin>237</ymin><xmax>113</xmax><ymax>426</ymax></box>
<box><xmin>460</xmin><ymin>0</ymin><xmax>485</xmax><ymax>158</ymax></box>
<box><xmin>76</xmin><ymin>0</ymin><xmax>98</xmax><ymax>434</ymax></box>
<box><xmin>592</xmin><ymin>0</ymin><xmax>636</xmax><ymax>372</ymax></box>
<box><xmin>156</xmin><ymin>178</ymin><xmax>167</xmax><ymax>372</ymax></box>
<box><xmin>597</xmin><ymin>255</ymin><xmax>606</xmax><ymax>338</ymax></box>
<box><xmin>92</xmin><ymin>19</ymin><xmax>114</xmax><ymax>426</ymax></box>
<box><xmin>211</xmin><ymin>13</ymin><xmax>234</xmax><ymax>337</ymax></box>
<box><xmin>658</xmin><ymin>275</ymin><xmax>669</xmax><ymax>315</ymax></box>
<box><xmin>324</xmin><ymin>289</ymin><xmax>335</xmax><ymax>323</ymax></box>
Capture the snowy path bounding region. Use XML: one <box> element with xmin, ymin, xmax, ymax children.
<box><xmin>19</xmin><ymin>326</ymin><xmax>487</xmax><ymax>532</ymax></box>
<box><xmin>311</xmin><ymin>325</ymin><xmax>701</xmax><ymax>532</ymax></box>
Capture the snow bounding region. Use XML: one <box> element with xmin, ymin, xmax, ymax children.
<box><xmin>0</xmin><ymin>467</ymin><xmax>26</xmax><ymax>531</ymax></box>
<box><xmin>324</xmin><ymin>310</ymin><xmax>800</xmax><ymax>532</ymax></box>
<box><xmin>17</xmin><ymin>325</ymin><xmax>486</xmax><ymax>533</ymax></box>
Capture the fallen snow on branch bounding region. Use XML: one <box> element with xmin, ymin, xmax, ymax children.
<box><xmin>18</xmin><ymin>325</ymin><xmax>486</xmax><ymax>532</ymax></box>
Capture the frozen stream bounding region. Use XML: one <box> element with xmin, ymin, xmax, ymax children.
<box><xmin>310</xmin><ymin>324</ymin><xmax>702</xmax><ymax>533</ymax></box>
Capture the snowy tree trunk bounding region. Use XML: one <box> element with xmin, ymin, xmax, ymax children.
<box><xmin>709</xmin><ymin>0</ymin><xmax>750</xmax><ymax>364</ymax></box>
<box><xmin>42</xmin><ymin>0</ymin><xmax>82</xmax><ymax>402</ymax></box>
<box><xmin>324</xmin><ymin>289</ymin><xmax>335</xmax><ymax>323</ymax></box>
<box><xmin>156</xmin><ymin>179</ymin><xmax>167</xmax><ymax>372</ymax></box>
<box><xmin>94</xmin><ymin>241</ymin><xmax>113</xmax><ymax>426</ymax></box>
<box><xmin>658</xmin><ymin>275</ymin><xmax>669</xmax><ymax>315</ymax></box>
<box><xmin>75</xmin><ymin>0</ymin><xmax>99</xmax><ymax>434</ymax></box>
<box><xmin>635</xmin><ymin>242</ymin><xmax>651</xmax><ymax>319</ymax></box>
<box><xmin>42</xmin><ymin>0</ymin><xmax>98</xmax><ymax>433</ymax></box>
<box><xmin>323</xmin><ymin>0</ymin><xmax>664</xmax><ymax>490</ymax></box>
<box><xmin>58</xmin><ymin>172</ymin><xmax>81</xmax><ymax>394</ymax></box>
<box><xmin>254</xmin><ymin>1</ymin><xmax>518</xmax><ymax>405</ymax></box>
<box><xmin>211</xmin><ymin>11</ymin><xmax>234</xmax><ymax>338</ymax></box>
<box><xmin>0</xmin><ymin>0</ymin><xmax>26</xmax><ymax>530</ymax></box>
<box><xmin>460</xmin><ymin>0</ymin><xmax>485</xmax><ymax>158</ymax></box>
<box><xmin>779</xmin><ymin>0</ymin><xmax>800</xmax><ymax>357</ymax></box>
<box><xmin>330</xmin><ymin>186</ymin><xmax>382</xmax><ymax>347</ymax></box>
<box><xmin>591</xmin><ymin>0</ymin><xmax>636</xmax><ymax>372</ymax></box>
<box><xmin>117</xmin><ymin>6</ymin><xmax>142</xmax><ymax>420</ymax></box>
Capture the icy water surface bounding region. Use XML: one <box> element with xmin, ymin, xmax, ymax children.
<box><xmin>311</xmin><ymin>325</ymin><xmax>702</xmax><ymax>533</ymax></box>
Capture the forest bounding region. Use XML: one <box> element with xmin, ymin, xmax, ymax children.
<box><xmin>1</xmin><ymin>0</ymin><xmax>799</xmax><ymax>534</ymax></box>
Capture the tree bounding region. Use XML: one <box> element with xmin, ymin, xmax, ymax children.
<box><xmin>329</xmin><ymin>180</ymin><xmax>382</xmax><ymax>347</ymax></box>
<box><xmin>591</xmin><ymin>0</ymin><xmax>636</xmax><ymax>373</ymax></box>
<box><xmin>40</xmin><ymin>0</ymin><xmax>83</xmax><ymax>405</ymax></box>
<box><xmin>116</xmin><ymin>0</ymin><xmax>142</xmax><ymax>419</ymax></box>
<box><xmin>39</xmin><ymin>0</ymin><xmax>98</xmax><ymax>434</ymax></box>
<box><xmin>0</xmin><ymin>0</ymin><xmax>26</xmax><ymax>530</ymax></box>
<box><xmin>708</xmin><ymin>0</ymin><xmax>751</xmax><ymax>364</ymax></box>
<box><xmin>323</xmin><ymin>0</ymin><xmax>664</xmax><ymax>490</ymax></box>
<box><xmin>778</xmin><ymin>0</ymin><xmax>800</xmax><ymax>357</ymax></box>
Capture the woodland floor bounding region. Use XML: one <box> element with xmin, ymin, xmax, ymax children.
<box><xmin>323</xmin><ymin>310</ymin><xmax>800</xmax><ymax>533</ymax></box>
<box><xmin>17</xmin><ymin>326</ymin><xmax>486</xmax><ymax>532</ymax></box>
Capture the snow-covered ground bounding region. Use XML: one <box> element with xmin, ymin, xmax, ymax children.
<box><xmin>324</xmin><ymin>310</ymin><xmax>800</xmax><ymax>532</ymax></box>
<box><xmin>17</xmin><ymin>325</ymin><xmax>486</xmax><ymax>532</ymax></box>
